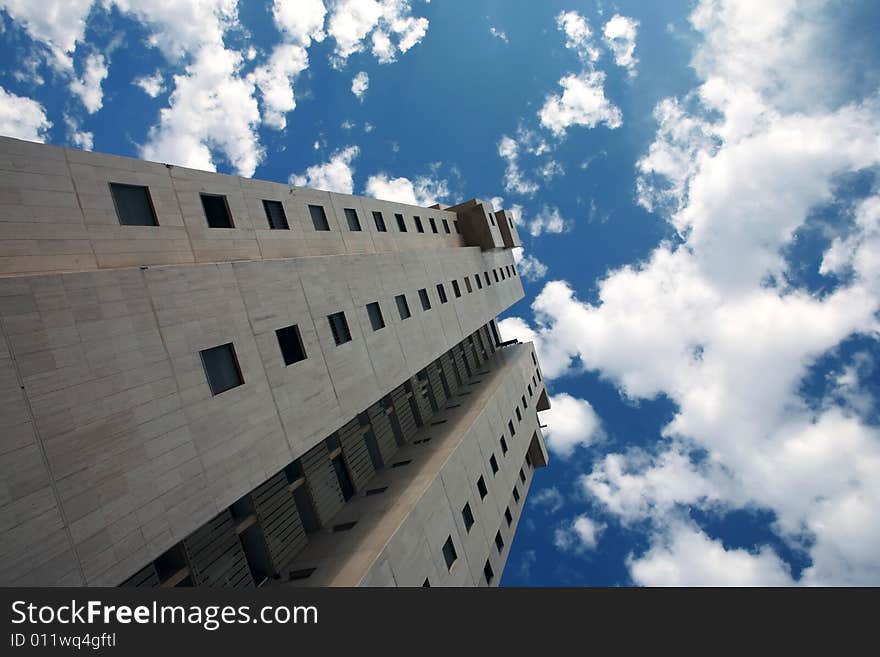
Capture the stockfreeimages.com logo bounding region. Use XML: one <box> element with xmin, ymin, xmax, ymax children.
<box><xmin>11</xmin><ymin>600</ymin><xmax>318</xmax><ymax>632</ymax></box>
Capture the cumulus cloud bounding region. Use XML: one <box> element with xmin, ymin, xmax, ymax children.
<box><xmin>133</xmin><ymin>71</ymin><xmax>165</xmax><ymax>97</ymax></box>
<box><xmin>69</xmin><ymin>52</ymin><xmax>108</xmax><ymax>113</ymax></box>
<box><xmin>527</xmin><ymin>206</ymin><xmax>569</xmax><ymax>237</ymax></box>
<box><xmin>0</xmin><ymin>0</ymin><xmax>93</xmax><ymax>69</ymax></box>
<box><xmin>64</xmin><ymin>114</ymin><xmax>93</xmax><ymax>150</ymax></box>
<box><xmin>508</xmin><ymin>0</ymin><xmax>880</xmax><ymax>585</ymax></box>
<box><xmin>603</xmin><ymin>14</ymin><xmax>639</xmax><ymax>76</ymax></box>
<box><xmin>351</xmin><ymin>70</ymin><xmax>369</xmax><ymax>100</ymax></box>
<box><xmin>364</xmin><ymin>172</ymin><xmax>450</xmax><ymax>206</ymax></box>
<box><xmin>540</xmin><ymin>392</ymin><xmax>604</xmax><ymax>458</ymax></box>
<box><xmin>538</xmin><ymin>70</ymin><xmax>622</xmax><ymax>136</ymax></box>
<box><xmin>498</xmin><ymin>134</ymin><xmax>540</xmax><ymax>197</ymax></box>
<box><xmin>513</xmin><ymin>249</ymin><xmax>548</xmax><ymax>282</ymax></box>
<box><xmin>290</xmin><ymin>145</ymin><xmax>360</xmax><ymax>194</ymax></box>
<box><xmin>248</xmin><ymin>43</ymin><xmax>310</xmax><ymax>130</ymax></box>
<box><xmin>272</xmin><ymin>0</ymin><xmax>326</xmax><ymax>46</ymax></box>
<box><xmin>556</xmin><ymin>10</ymin><xmax>600</xmax><ymax>62</ymax></box>
<box><xmin>554</xmin><ymin>515</ymin><xmax>606</xmax><ymax>553</ymax></box>
<box><xmin>0</xmin><ymin>86</ymin><xmax>52</xmax><ymax>142</ymax></box>
<box><xmin>326</xmin><ymin>0</ymin><xmax>429</xmax><ymax>67</ymax></box>
<box><xmin>530</xmin><ymin>487</ymin><xmax>564</xmax><ymax>514</ymax></box>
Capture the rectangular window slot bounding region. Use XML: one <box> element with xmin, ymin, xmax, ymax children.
<box><xmin>445</xmin><ymin>403</ymin><xmax>461</xmax><ymax>409</ymax></box>
<box><xmin>484</xmin><ymin>560</ymin><xmax>494</xmax><ymax>584</ymax></box>
<box><xmin>429</xmin><ymin>217</ymin><xmax>438</xmax><ymax>233</ymax></box>
<box><xmin>366</xmin><ymin>302</ymin><xmax>385</xmax><ymax>331</ymax></box>
<box><xmin>453</xmin><ymin>220</ymin><xmax>460</xmax><ymax>233</ymax></box>
<box><xmin>395</xmin><ymin>294</ymin><xmax>411</xmax><ymax>320</ymax></box>
<box><xmin>443</xmin><ymin>536</ymin><xmax>457</xmax><ymax>570</ymax></box>
<box><xmin>110</xmin><ymin>182</ymin><xmax>158</xmax><ymax>226</ymax></box>
<box><xmin>344</xmin><ymin>208</ymin><xmax>362</xmax><ymax>231</ymax></box>
<box><xmin>464</xmin><ymin>277</ymin><xmax>473</xmax><ymax>294</ymax></box>
<box><xmin>391</xmin><ymin>460</ymin><xmax>413</xmax><ymax>468</ymax></box>
<box><xmin>418</xmin><ymin>288</ymin><xmax>431</xmax><ymax>310</ymax></box>
<box><xmin>373</xmin><ymin>211</ymin><xmax>387</xmax><ymax>232</ymax></box>
<box><xmin>436</xmin><ymin>284</ymin><xmax>448</xmax><ymax>304</ymax></box>
<box><xmin>477</xmin><ymin>475</ymin><xmax>488</xmax><ymax>499</ymax></box>
<box><xmin>200</xmin><ymin>343</ymin><xmax>244</xmax><ymax>395</ymax></box>
<box><xmin>309</xmin><ymin>204</ymin><xmax>330</xmax><ymax>230</ymax></box>
<box><xmin>414</xmin><ymin>215</ymin><xmax>424</xmax><ymax>232</ymax></box>
<box><xmin>201</xmin><ymin>193</ymin><xmax>234</xmax><ymax>228</ymax></box>
<box><xmin>365</xmin><ymin>486</ymin><xmax>388</xmax><ymax>496</ymax></box>
<box><xmin>495</xmin><ymin>531</ymin><xmax>504</xmax><ymax>552</ymax></box>
<box><xmin>263</xmin><ymin>199</ymin><xmax>289</xmax><ymax>229</ymax></box>
<box><xmin>462</xmin><ymin>502</ymin><xmax>475</xmax><ymax>532</ymax></box>
<box><xmin>395</xmin><ymin>213</ymin><xmax>407</xmax><ymax>231</ymax></box>
<box><xmin>332</xmin><ymin>521</ymin><xmax>358</xmax><ymax>532</ymax></box>
<box><xmin>475</xmin><ymin>275</ymin><xmax>483</xmax><ymax>289</ymax></box>
<box><xmin>442</xmin><ymin>218</ymin><xmax>450</xmax><ymax>233</ymax></box>
<box><xmin>490</xmin><ymin>454</ymin><xmax>499</xmax><ymax>475</ymax></box>
<box><xmin>505</xmin><ymin>507</ymin><xmax>513</xmax><ymax>526</ymax></box>
<box><xmin>328</xmin><ymin>311</ymin><xmax>352</xmax><ymax>345</ymax></box>
<box><xmin>451</xmin><ymin>280</ymin><xmax>461</xmax><ymax>297</ymax></box>
<box><xmin>289</xmin><ymin>568</ymin><xmax>317</xmax><ymax>580</ymax></box>
<box><xmin>276</xmin><ymin>324</ymin><xmax>307</xmax><ymax>365</ymax></box>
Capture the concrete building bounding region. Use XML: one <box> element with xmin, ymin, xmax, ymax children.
<box><xmin>0</xmin><ymin>136</ymin><xmax>550</xmax><ymax>587</ymax></box>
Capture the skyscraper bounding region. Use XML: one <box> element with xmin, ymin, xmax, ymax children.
<box><xmin>0</xmin><ymin>136</ymin><xmax>550</xmax><ymax>587</ymax></box>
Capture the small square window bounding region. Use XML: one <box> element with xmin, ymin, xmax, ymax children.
<box><xmin>462</xmin><ymin>502</ymin><xmax>475</xmax><ymax>532</ymax></box>
<box><xmin>477</xmin><ymin>475</ymin><xmax>488</xmax><ymax>499</ymax></box>
<box><xmin>453</xmin><ymin>220</ymin><xmax>460</xmax><ymax>233</ymax></box>
<box><xmin>500</xmin><ymin>436</ymin><xmax>508</xmax><ymax>455</ymax></box>
<box><xmin>484</xmin><ymin>559</ymin><xmax>494</xmax><ymax>584</ymax></box>
<box><xmin>395</xmin><ymin>213</ymin><xmax>407</xmax><ymax>232</ymax></box>
<box><xmin>263</xmin><ymin>199</ymin><xmax>289</xmax><ymax>229</ymax></box>
<box><xmin>395</xmin><ymin>294</ymin><xmax>411</xmax><ymax>320</ymax></box>
<box><xmin>489</xmin><ymin>454</ymin><xmax>498</xmax><ymax>475</ymax></box>
<box><xmin>328</xmin><ymin>311</ymin><xmax>352</xmax><ymax>345</ymax></box>
<box><xmin>505</xmin><ymin>507</ymin><xmax>513</xmax><ymax>526</ymax></box>
<box><xmin>201</xmin><ymin>193</ymin><xmax>234</xmax><ymax>228</ymax></box>
<box><xmin>495</xmin><ymin>531</ymin><xmax>504</xmax><ymax>552</ymax></box>
<box><xmin>464</xmin><ymin>277</ymin><xmax>472</xmax><ymax>294</ymax></box>
<box><xmin>200</xmin><ymin>343</ymin><xmax>244</xmax><ymax>395</ymax></box>
<box><xmin>442</xmin><ymin>218</ymin><xmax>450</xmax><ymax>233</ymax></box>
<box><xmin>475</xmin><ymin>275</ymin><xmax>483</xmax><ymax>290</ymax></box>
<box><xmin>442</xmin><ymin>536</ymin><xmax>457</xmax><ymax>570</ymax></box>
<box><xmin>373</xmin><ymin>211</ymin><xmax>387</xmax><ymax>232</ymax></box>
<box><xmin>513</xmin><ymin>485</ymin><xmax>520</xmax><ymax>503</ymax></box>
<box><xmin>451</xmin><ymin>280</ymin><xmax>461</xmax><ymax>298</ymax></box>
<box><xmin>344</xmin><ymin>208</ymin><xmax>362</xmax><ymax>231</ymax></box>
<box><xmin>276</xmin><ymin>324</ymin><xmax>306</xmax><ymax>365</ymax></box>
<box><xmin>110</xmin><ymin>183</ymin><xmax>158</xmax><ymax>226</ymax></box>
<box><xmin>436</xmin><ymin>284</ymin><xmax>448</xmax><ymax>304</ymax></box>
<box><xmin>309</xmin><ymin>204</ymin><xmax>330</xmax><ymax>231</ymax></box>
<box><xmin>429</xmin><ymin>217</ymin><xmax>438</xmax><ymax>233</ymax></box>
<box><xmin>366</xmin><ymin>302</ymin><xmax>385</xmax><ymax>331</ymax></box>
<box><xmin>418</xmin><ymin>288</ymin><xmax>431</xmax><ymax>310</ymax></box>
<box><xmin>414</xmin><ymin>216</ymin><xmax>424</xmax><ymax>232</ymax></box>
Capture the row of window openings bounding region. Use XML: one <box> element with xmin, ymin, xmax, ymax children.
<box><xmin>109</xmin><ymin>182</ymin><xmax>460</xmax><ymax>235</ymax></box>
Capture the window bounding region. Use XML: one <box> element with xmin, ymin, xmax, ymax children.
<box><xmin>462</xmin><ymin>502</ymin><xmax>475</xmax><ymax>532</ymax></box>
<box><xmin>484</xmin><ymin>272</ymin><xmax>491</xmax><ymax>286</ymax></box>
<box><xmin>475</xmin><ymin>274</ymin><xmax>483</xmax><ymax>290</ymax></box>
<box><xmin>453</xmin><ymin>220</ymin><xmax>460</xmax><ymax>233</ymax></box>
<box><xmin>436</xmin><ymin>284</ymin><xmax>448</xmax><ymax>304</ymax></box>
<box><xmin>200</xmin><ymin>343</ymin><xmax>243</xmax><ymax>395</ymax></box>
<box><xmin>512</xmin><ymin>266</ymin><xmax>518</xmax><ymax>277</ymax></box>
<box><xmin>418</xmin><ymin>288</ymin><xmax>431</xmax><ymax>310</ymax></box>
<box><xmin>423</xmin><ymin>578</ymin><xmax>431</xmax><ymax>587</ymax></box>
<box><xmin>505</xmin><ymin>507</ymin><xmax>513</xmax><ymax>526</ymax></box>
<box><xmin>110</xmin><ymin>183</ymin><xmax>158</xmax><ymax>226</ymax></box>
<box><xmin>500</xmin><ymin>268</ymin><xmax>506</xmax><ymax>280</ymax></box>
<box><xmin>344</xmin><ymin>208</ymin><xmax>362</xmax><ymax>231</ymax></box>
<box><xmin>395</xmin><ymin>294</ymin><xmax>411</xmax><ymax>320</ymax></box>
<box><xmin>532</xmin><ymin>352</ymin><xmax>538</xmax><ymax>365</ymax></box>
<box><xmin>516</xmin><ymin>407</ymin><xmax>522</xmax><ymax>422</ymax></box>
<box><xmin>489</xmin><ymin>212</ymin><xmax>496</xmax><ymax>226</ymax></box>
<box><xmin>477</xmin><ymin>475</ymin><xmax>488</xmax><ymax>500</ymax></box>
<box><xmin>201</xmin><ymin>193</ymin><xmax>233</xmax><ymax>228</ymax></box>
<box><xmin>509</xmin><ymin>420</ymin><xmax>516</xmax><ymax>436</ymax></box>
<box><xmin>464</xmin><ymin>276</ymin><xmax>472</xmax><ymax>294</ymax></box>
<box><xmin>442</xmin><ymin>536</ymin><xmax>457</xmax><ymax>570</ymax></box>
<box><xmin>495</xmin><ymin>531</ymin><xmax>504</xmax><ymax>552</ymax></box>
<box><xmin>309</xmin><ymin>204</ymin><xmax>330</xmax><ymax>231</ymax></box>
<box><xmin>537</xmin><ymin>369</ymin><xmax>542</xmax><ymax>381</ymax></box>
<box><xmin>366</xmin><ymin>302</ymin><xmax>385</xmax><ymax>331</ymax></box>
<box><xmin>509</xmin><ymin>216</ymin><xmax>514</xmax><ymax>228</ymax></box>
<box><xmin>442</xmin><ymin>218</ymin><xmax>450</xmax><ymax>233</ymax></box>
<box><xmin>395</xmin><ymin>213</ymin><xmax>407</xmax><ymax>232</ymax></box>
<box><xmin>489</xmin><ymin>453</ymin><xmax>499</xmax><ymax>475</ymax></box>
<box><xmin>451</xmin><ymin>280</ymin><xmax>461</xmax><ymax>298</ymax></box>
<box><xmin>522</xmin><ymin>394</ymin><xmax>528</xmax><ymax>409</ymax></box>
<box><xmin>429</xmin><ymin>217</ymin><xmax>438</xmax><ymax>233</ymax></box>
<box><xmin>500</xmin><ymin>436</ymin><xmax>508</xmax><ymax>455</ymax></box>
<box><xmin>262</xmin><ymin>199</ymin><xmax>289</xmax><ymax>229</ymax></box>
<box><xmin>493</xmin><ymin>269</ymin><xmax>500</xmax><ymax>283</ymax></box>
<box><xmin>328</xmin><ymin>312</ymin><xmax>352</xmax><ymax>345</ymax></box>
<box><xmin>528</xmin><ymin>384</ymin><xmax>533</xmax><ymax>397</ymax></box>
<box><xmin>520</xmin><ymin>468</ymin><xmax>527</xmax><ymax>483</ymax></box>
<box><xmin>484</xmin><ymin>560</ymin><xmax>494</xmax><ymax>584</ymax></box>
<box><xmin>372</xmin><ymin>211</ymin><xmax>387</xmax><ymax>232</ymax></box>
<box><xmin>512</xmin><ymin>485</ymin><xmax>520</xmax><ymax>503</ymax></box>
<box><xmin>414</xmin><ymin>215</ymin><xmax>424</xmax><ymax>232</ymax></box>
<box><xmin>276</xmin><ymin>324</ymin><xmax>306</xmax><ymax>365</ymax></box>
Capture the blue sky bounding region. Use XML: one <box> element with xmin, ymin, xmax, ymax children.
<box><xmin>2</xmin><ymin>0</ymin><xmax>879</xmax><ymax>586</ymax></box>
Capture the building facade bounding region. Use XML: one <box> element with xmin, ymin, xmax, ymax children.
<box><xmin>0</xmin><ymin>136</ymin><xmax>550</xmax><ymax>587</ymax></box>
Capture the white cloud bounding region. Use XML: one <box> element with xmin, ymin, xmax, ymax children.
<box><xmin>538</xmin><ymin>70</ymin><xmax>622</xmax><ymax>136</ymax></box>
<box><xmin>326</xmin><ymin>0</ymin><xmax>429</xmax><ymax>67</ymax></box>
<box><xmin>364</xmin><ymin>172</ymin><xmax>449</xmax><ymax>206</ymax></box>
<box><xmin>290</xmin><ymin>145</ymin><xmax>360</xmax><ymax>194</ymax></box>
<box><xmin>69</xmin><ymin>52</ymin><xmax>108</xmax><ymax>113</ymax></box>
<box><xmin>0</xmin><ymin>0</ymin><xmax>94</xmax><ymax>68</ymax></box>
<box><xmin>498</xmin><ymin>134</ymin><xmax>539</xmax><ymax>197</ymax></box>
<box><xmin>509</xmin><ymin>0</ymin><xmax>880</xmax><ymax>585</ymax></box>
<box><xmin>513</xmin><ymin>248</ymin><xmax>548</xmax><ymax>282</ymax></box>
<box><xmin>0</xmin><ymin>86</ymin><xmax>52</xmax><ymax>142</ymax></box>
<box><xmin>272</xmin><ymin>0</ymin><xmax>326</xmax><ymax>46</ymax></box>
<box><xmin>528</xmin><ymin>206</ymin><xmax>568</xmax><ymax>237</ymax></box>
<box><xmin>540</xmin><ymin>392</ymin><xmax>604</xmax><ymax>458</ymax></box>
<box><xmin>248</xmin><ymin>43</ymin><xmax>310</xmax><ymax>130</ymax></box>
<box><xmin>351</xmin><ymin>70</ymin><xmax>369</xmax><ymax>100</ymax></box>
<box><xmin>64</xmin><ymin>114</ymin><xmax>93</xmax><ymax>150</ymax></box>
<box><xmin>530</xmin><ymin>486</ymin><xmax>564</xmax><ymax>514</ymax></box>
<box><xmin>603</xmin><ymin>14</ymin><xmax>639</xmax><ymax>76</ymax></box>
<box><xmin>489</xmin><ymin>26</ymin><xmax>508</xmax><ymax>43</ymax></box>
<box><xmin>556</xmin><ymin>11</ymin><xmax>599</xmax><ymax>62</ymax></box>
<box><xmin>628</xmin><ymin>521</ymin><xmax>795</xmax><ymax>586</ymax></box>
<box><xmin>133</xmin><ymin>71</ymin><xmax>164</xmax><ymax>97</ymax></box>
<box><xmin>141</xmin><ymin>46</ymin><xmax>262</xmax><ymax>176</ymax></box>
<box><xmin>554</xmin><ymin>515</ymin><xmax>606</xmax><ymax>553</ymax></box>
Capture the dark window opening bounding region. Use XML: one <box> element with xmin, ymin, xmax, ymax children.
<box><xmin>423</xmin><ymin>578</ymin><xmax>431</xmax><ymax>587</ymax></box>
<box><xmin>332</xmin><ymin>454</ymin><xmax>355</xmax><ymax>501</ymax></box>
<box><xmin>110</xmin><ymin>182</ymin><xmax>158</xmax><ymax>226</ymax></box>
<box><xmin>490</xmin><ymin>454</ymin><xmax>499</xmax><ymax>475</ymax></box>
<box><xmin>200</xmin><ymin>343</ymin><xmax>244</xmax><ymax>395</ymax></box>
<box><xmin>395</xmin><ymin>294</ymin><xmax>411</xmax><ymax>320</ymax></box>
<box><xmin>451</xmin><ymin>280</ymin><xmax>461</xmax><ymax>298</ymax></box>
<box><xmin>414</xmin><ymin>215</ymin><xmax>424</xmax><ymax>232</ymax></box>
<box><xmin>263</xmin><ymin>199</ymin><xmax>289</xmax><ymax>229</ymax></box>
<box><xmin>477</xmin><ymin>475</ymin><xmax>488</xmax><ymax>500</ymax></box>
<box><xmin>525</xmin><ymin>453</ymin><xmax>533</xmax><ymax>469</ymax></box>
<box><xmin>509</xmin><ymin>420</ymin><xmax>516</xmax><ymax>437</ymax></box>
<box><xmin>513</xmin><ymin>486</ymin><xmax>520</xmax><ymax>503</ymax></box>
<box><xmin>484</xmin><ymin>560</ymin><xmax>494</xmax><ymax>584</ymax></box>
<box><xmin>239</xmin><ymin>522</ymin><xmax>274</xmax><ymax>585</ymax></box>
<box><xmin>201</xmin><ymin>193</ymin><xmax>233</xmax><ymax>228</ymax></box>
<box><xmin>484</xmin><ymin>272</ymin><xmax>491</xmax><ymax>286</ymax></box>
<box><xmin>522</xmin><ymin>394</ymin><xmax>528</xmax><ymax>409</ymax></box>
<box><xmin>436</xmin><ymin>284</ymin><xmax>448</xmax><ymax>304</ymax></box>
<box><xmin>366</xmin><ymin>486</ymin><xmax>388</xmax><ymax>496</ymax></box>
<box><xmin>500</xmin><ymin>436</ymin><xmax>508</xmax><ymax>455</ymax></box>
<box><xmin>391</xmin><ymin>459</ymin><xmax>413</xmax><ymax>468</ymax></box>
<box><xmin>493</xmin><ymin>269</ymin><xmax>500</xmax><ymax>283</ymax></box>
<box><xmin>520</xmin><ymin>468</ymin><xmax>526</xmax><ymax>483</ymax></box>
<box><xmin>505</xmin><ymin>507</ymin><xmax>513</xmax><ymax>526</ymax></box>
<box><xmin>516</xmin><ymin>407</ymin><xmax>522</xmax><ymax>422</ymax></box>
<box><xmin>442</xmin><ymin>536</ymin><xmax>457</xmax><ymax>570</ymax></box>
<box><xmin>489</xmin><ymin>212</ymin><xmax>496</xmax><ymax>226</ymax></box>
<box><xmin>464</xmin><ymin>277</ymin><xmax>472</xmax><ymax>294</ymax></box>
<box><xmin>308</xmin><ymin>204</ymin><xmax>330</xmax><ymax>231</ymax></box>
<box><xmin>442</xmin><ymin>218</ymin><xmax>450</xmax><ymax>233</ymax></box>
<box><xmin>475</xmin><ymin>274</ymin><xmax>483</xmax><ymax>290</ymax></box>
<box><xmin>453</xmin><ymin>220</ymin><xmax>460</xmax><ymax>233</ymax></box>
<box><xmin>328</xmin><ymin>311</ymin><xmax>352</xmax><ymax>345</ymax></box>
<box><xmin>373</xmin><ymin>211</ymin><xmax>387</xmax><ymax>232</ymax></box>
<box><xmin>462</xmin><ymin>502</ymin><xmax>475</xmax><ymax>532</ymax></box>
<box><xmin>495</xmin><ymin>531</ymin><xmax>504</xmax><ymax>552</ymax></box>
<box><xmin>395</xmin><ymin>213</ymin><xmax>407</xmax><ymax>232</ymax></box>
<box><xmin>276</xmin><ymin>324</ymin><xmax>307</xmax><ymax>365</ymax></box>
<box><xmin>418</xmin><ymin>288</ymin><xmax>431</xmax><ymax>310</ymax></box>
<box><xmin>344</xmin><ymin>208</ymin><xmax>362</xmax><ymax>231</ymax></box>
<box><xmin>429</xmin><ymin>217</ymin><xmax>438</xmax><ymax>233</ymax></box>
<box><xmin>367</xmin><ymin>302</ymin><xmax>385</xmax><ymax>331</ymax></box>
